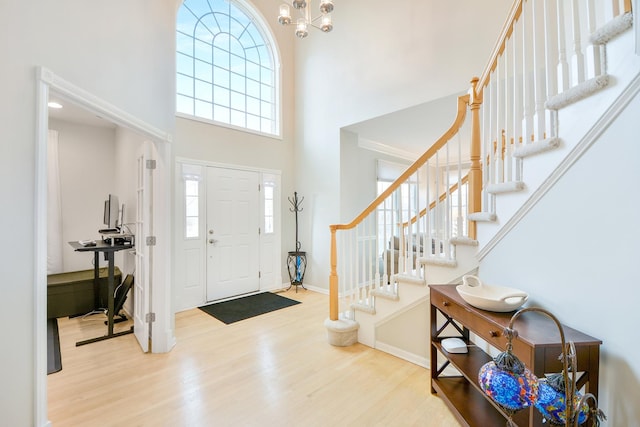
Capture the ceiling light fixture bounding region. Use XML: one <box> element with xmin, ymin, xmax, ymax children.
<box><xmin>48</xmin><ymin>101</ymin><xmax>63</xmax><ymax>109</ymax></box>
<box><xmin>278</xmin><ymin>0</ymin><xmax>334</xmax><ymax>39</ymax></box>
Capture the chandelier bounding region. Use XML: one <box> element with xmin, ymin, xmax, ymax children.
<box><xmin>277</xmin><ymin>0</ymin><xmax>334</xmax><ymax>38</ymax></box>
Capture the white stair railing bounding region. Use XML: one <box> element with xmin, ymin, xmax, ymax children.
<box><xmin>330</xmin><ymin>96</ymin><xmax>472</xmax><ymax>318</ymax></box>
<box><xmin>328</xmin><ymin>0</ymin><xmax>633</xmax><ymax>324</ymax></box>
<box><xmin>476</xmin><ymin>0</ymin><xmax>632</xmax><ymax>214</ymax></box>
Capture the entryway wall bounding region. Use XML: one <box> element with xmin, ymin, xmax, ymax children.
<box><xmin>174</xmin><ymin>158</ymin><xmax>283</xmax><ymax>312</ymax></box>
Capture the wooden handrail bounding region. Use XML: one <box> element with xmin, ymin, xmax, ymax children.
<box><xmin>329</xmin><ymin>94</ymin><xmax>470</xmax><ymax>232</ymax></box>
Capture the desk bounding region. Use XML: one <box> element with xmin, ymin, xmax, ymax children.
<box><xmin>69</xmin><ymin>240</ymin><xmax>134</xmax><ymax>346</ymax></box>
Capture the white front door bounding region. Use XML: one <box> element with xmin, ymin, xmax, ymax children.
<box><xmin>206</xmin><ymin>167</ymin><xmax>260</xmax><ymax>301</ymax></box>
<box><xmin>133</xmin><ymin>142</ymin><xmax>152</xmax><ymax>352</ymax></box>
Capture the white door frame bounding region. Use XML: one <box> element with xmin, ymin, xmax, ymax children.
<box><xmin>34</xmin><ymin>67</ymin><xmax>174</xmax><ymax>426</ymax></box>
<box><xmin>174</xmin><ymin>158</ymin><xmax>283</xmax><ymax>312</ymax></box>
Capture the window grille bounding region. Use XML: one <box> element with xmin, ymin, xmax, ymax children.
<box><xmin>177</xmin><ymin>0</ymin><xmax>279</xmax><ymax>136</ymax></box>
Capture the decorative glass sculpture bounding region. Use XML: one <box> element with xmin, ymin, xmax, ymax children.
<box><xmin>535</xmin><ymin>374</ymin><xmax>589</xmax><ymax>425</ymax></box>
<box><xmin>478</xmin><ymin>349</ymin><xmax>539</xmax><ymax>413</ymax></box>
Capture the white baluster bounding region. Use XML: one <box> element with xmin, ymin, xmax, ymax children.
<box><xmin>496</xmin><ymin>53</ymin><xmax>504</xmax><ymax>185</ymax></box>
<box><xmin>532</xmin><ymin>0</ymin><xmax>548</xmax><ymax>141</ymax></box>
<box><xmin>503</xmin><ymin>33</ymin><xmax>513</xmax><ymax>184</ymax></box>
<box><xmin>543</xmin><ymin>0</ymin><xmax>559</xmax><ymax>146</ymax></box>
<box><xmin>481</xmin><ymin>90</ymin><xmax>491</xmax><ymax>211</ymax></box>
<box><xmin>521</xmin><ymin>0</ymin><xmax>534</xmax><ymax>145</ymax></box>
<box><xmin>382</xmin><ymin>195</ymin><xmax>388</xmax><ymax>288</ymax></box>
<box><xmin>456</xmin><ymin>132</ymin><xmax>463</xmax><ymax>238</ymax></box>
<box><xmin>415</xmin><ymin>167</ymin><xmax>421</xmax><ymax>273</ymax></box>
<box><xmin>352</xmin><ymin>229</ymin><xmax>357</xmax><ymax>307</ymax></box>
<box><xmin>391</xmin><ymin>188</ymin><xmax>398</xmax><ymax>277</ymax></box>
<box><xmin>372</xmin><ymin>213</ymin><xmax>378</xmax><ymax>293</ymax></box>
<box><xmin>489</xmin><ymin>72</ymin><xmax>500</xmax><ymax>184</ymax></box>
<box><xmin>434</xmin><ymin>151</ymin><xmax>440</xmax><ymax>257</ymax></box>
<box><xmin>369</xmin><ymin>217</ymin><xmax>373</xmax><ymax>305</ymax></box>
<box><xmin>544</xmin><ymin>0</ymin><xmax>559</xmax><ymax>99</ymax></box>
<box><xmin>344</xmin><ymin>232</ymin><xmax>350</xmax><ymax>317</ymax></box>
<box><xmin>444</xmin><ymin>141</ymin><xmax>451</xmax><ymax>258</ymax></box>
<box><xmin>426</xmin><ymin>160</ymin><xmax>432</xmax><ymax>256</ymax></box>
<box><xmin>556</xmin><ymin>0</ymin><xmax>570</xmax><ymax>92</ymax></box>
<box><xmin>343</xmin><ymin>231</ymin><xmax>349</xmax><ymax>311</ymax></box>
<box><xmin>512</xmin><ymin>16</ymin><xmax>523</xmax><ymax>182</ymax></box>
<box><xmin>585</xmin><ymin>0</ymin><xmax>603</xmax><ymax>79</ymax></box>
<box><xmin>359</xmin><ymin>222</ymin><xmax>365</xmax><ymax>304</ymax></box>
<box><xmin>570</xmin><ymin>0</ymin><xmax>586</xmax><ymax>86</ymax></box>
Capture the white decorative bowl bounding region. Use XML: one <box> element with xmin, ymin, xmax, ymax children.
<box><xmin>456</xmin><ymin>275</ymin><xmax>528</xmax><ymax>312</ymax></box>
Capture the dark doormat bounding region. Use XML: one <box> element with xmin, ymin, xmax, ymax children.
<box><xmin>48</xmin><ymin>318</ymin><xmax>62</xmax><ymax>374</ymax></box>
<box><xmin>198</xmin><ymin>292</ymin><xmax>301</xmax><ymax>324</ymax></box>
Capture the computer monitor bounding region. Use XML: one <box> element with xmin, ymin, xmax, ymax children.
<box><xmin>103</xmin><ymin>194</ymin><xmax>120</xmax><ymax>229</ymax></box>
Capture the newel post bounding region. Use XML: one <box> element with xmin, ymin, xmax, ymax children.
<box><xmin>329</xmin><ymin>225</ymin><xmax>339</xmax><ymax>321</ymax></box>
<box><xmin>468</xmin><ymin>77</ymin><xmax>483</xmax><ymax>240</ymax></box>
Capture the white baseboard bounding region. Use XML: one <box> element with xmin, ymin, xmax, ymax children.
<box><xmin>374</xmin><ymin>341</ymin><xmax>429</xmax><ymax>368</ymax></box>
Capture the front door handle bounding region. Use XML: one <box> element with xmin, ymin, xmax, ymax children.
<box><xmin>209</xmin><ymin>239</ymin><xmax>218</xmax><ymax>244</ymax></box>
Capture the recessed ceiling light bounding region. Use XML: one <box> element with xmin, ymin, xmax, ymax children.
<box><xmin>48</xmin><ymin>101</ymin><xmax>63</xmax><ymax>109</ymax></box>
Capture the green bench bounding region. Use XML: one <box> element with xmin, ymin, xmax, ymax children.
<box><xmin>47</xmin><ymin>267</ymin><xmax>122</xmax><ymax>319</ymax></box>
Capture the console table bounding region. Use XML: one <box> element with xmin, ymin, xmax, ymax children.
<box><xmin>429</xmin><ymin>284</ymin><xmax>601</xmax><ymax>426</ymax></box>
<box><xmin>69</xmin><ymin>240</ymin><xmax>134</xmax><ymax>346</ymax></box>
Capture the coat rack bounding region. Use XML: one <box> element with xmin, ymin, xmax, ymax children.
<box><xmin>286</xmin><ymin>192</ymin><xmax>307</xmax><ymax>292</ymax></box>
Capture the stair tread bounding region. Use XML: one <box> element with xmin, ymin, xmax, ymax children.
<box><xmin>393</xmin><ymin>273</ymin><xmax>426</xmax><ymax>285</ymax></box>
<box><xmin>486</xmin><ymin>181</ymin><xmax>525</xmax><ymax>194</ymax></box>
<box><xmin>469</xmin><ymin>211</ymin><xmax>497</xmax><ymax>222</ymax></box>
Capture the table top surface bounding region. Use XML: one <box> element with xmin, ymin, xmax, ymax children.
<box><xmin>68</xmin><ymin>240</ymin><xmax>133</xmax><ymax>252</ymax></box>
<box><xmin>430</xmin><ymin>284</ymin><xmax>602</xmax><ymax>346</ymax></box>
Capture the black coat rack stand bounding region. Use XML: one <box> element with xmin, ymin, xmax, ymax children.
<box><xmin>286</xmin><ymin>192</ymin><xmax>307</xmax><ymax>292</ymax></box>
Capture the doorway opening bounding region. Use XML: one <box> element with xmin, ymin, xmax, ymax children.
<box><xmin>35</xmin><ymin>67</ymin><xmax>174</xmax><ymax>425</ymax></box>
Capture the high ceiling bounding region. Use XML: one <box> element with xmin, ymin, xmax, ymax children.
<box><xmin>343</xmin><ymin>91</ymin><xmax>467</xmax><ymax>160</ymax></box>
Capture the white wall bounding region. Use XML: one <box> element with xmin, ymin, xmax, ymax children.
<box><xmin>0</xmin><ymin>0</ymin><xmax>177</xmax><ymax>424</ymax></box>
<box><xmin>173</xmin><ymin>0</ymin><xmax>298</xmax><ymax>286</ymax></box>
<box><xmin>376</xmin><ymin>299</ymin><xmax>430</xmax><ymax>364</ymax></box>
<box><xmin>294</xmin><ymin>0</ymin><xmax>513</xmax><ymax>291</ymax></box>
<box><xmin>478</xmin><ymin>90</ymin><xmax>640</xmax><ymax>423</ymax></box>
<box><xmin>49</xmin><ymin>119</ymin><xmax>117</xmax><ymax>271</ymax></box>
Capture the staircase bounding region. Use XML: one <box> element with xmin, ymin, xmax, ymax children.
<box><xmin>326</xmin><ymin>0</ymin><xmax>637</xmax><ymax>362</ymax></box>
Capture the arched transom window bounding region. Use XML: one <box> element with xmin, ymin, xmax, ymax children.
<box><xmin>176</xmin><ymin>0</ymin><xmax>279</xmax><ymax>136</ymax></box>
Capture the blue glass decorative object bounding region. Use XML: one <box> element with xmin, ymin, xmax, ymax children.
<box><xmin>535</xmin><ymin>378</ymin><xmax>589</xmax><ymax>425</ymax></box>
<box><xmin>478</xmin><ymin>359</ymin><xmax>539</xmax><ymax>411</ymax></box>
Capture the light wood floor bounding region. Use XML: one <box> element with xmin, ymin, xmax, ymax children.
<box><xmin>48</xmin><ymin>289</ymin><xmax>461</xmax><ymax>426</ymax></box>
